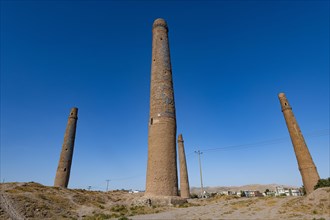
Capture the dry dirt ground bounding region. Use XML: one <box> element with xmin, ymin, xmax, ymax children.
<box><xmin>132</xmin><ymin>188</ymin><xmax>330</xmax><ymax>220</ymax></box>
<box><xmin>1</xmin><ymin>182</ymin><xmax>329</xmax><ymax>220</ymax></box>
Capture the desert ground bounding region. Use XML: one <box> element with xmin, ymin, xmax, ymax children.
<box><xmin>1</xmin><ymin>182</ymin><xmax>329</xmax><ymax>220</ymax></box>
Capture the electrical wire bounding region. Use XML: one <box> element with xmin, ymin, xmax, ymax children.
<box><xmin>186</xmin><ymin>129</ymin><xmax>329</xmax><ymax>156</ymax></box>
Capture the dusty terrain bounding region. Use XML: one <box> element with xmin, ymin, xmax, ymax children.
<box><xmin>0</xmin><ymin>182</ymin><xmax>165</xmax><ymax>219</ymax></box>
<box><xmin>132</xmin><ymin>188</ymin><xmax>330</xmax><ymax>220</ymax></box>
<box><xmin>1</xmin><ymin>182</ymin><xmax>329</xmax><ymax>220</ymax></box>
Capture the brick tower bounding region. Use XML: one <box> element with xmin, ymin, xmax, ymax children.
<box><xmin>278</xmin><ymin>93</ymin><xmax>320</xmax><ymax>194</ymax></box>
<box><xmin>145</xmin><ymin>18</ymin><xmax>178</xmax><ymax>197</ymax></box>
<box><xmin>54</xmin><ymin>107</ymin><xmax>78</xmax><ymax>188</ymax></box>
<box><xmin>178</xmin><ymin>134</ymin><xmax>190</xmax><ymax>198</ymax></box>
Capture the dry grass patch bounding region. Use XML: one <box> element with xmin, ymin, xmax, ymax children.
<box><xmin>252</xmin><ymin>207</ymin><xmax>263</xmax><ymax>212</ymax></box>
<box><xmin>104</xmin><ymin>204</ymin><xmax>169</xmax><ymax>218</ymax></box>
<box><xmin>210</xmin><ymin>195</ymin><xmax>238</xmax><ymax>203</ymax></box>
<box><xmin>266</xmin><ymin>199</ymin><xmax>277</xmax><ymax>206</ymax></box>
<box><xmin>229</xmin><ymin>199</ymin><xmax>257</xmax><ymax>209</ymax></box>
<box><xmin>288</xmin><ymin>213</ymin><xmax>303</xmax><ymax>218</ymax></box>
<box><xmin>176</xmin><ymin>202</ymin><xmax>200</xmax><ymax>208</ymax></box>
<box><xmin>223</xmin><ymin>210</ymin><xmax>234</xmax><ymax>215</ymax></box>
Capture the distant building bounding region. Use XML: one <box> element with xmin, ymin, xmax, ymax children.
<box><xmin>254</xmin><ymin>191</ymin><xmax>264</xmax><ymax>197</ymax></box>
<box><xmin>275</xmin><ymin>186</ymin><xmax>286</xmax><ymax>196</ymax></box>
<box><xmin>275</xmin><ymin>186</ymin><xmax>302</xmax><ymax>196</ymax></box>
<box><xmin>228</xmin><ymin>191</ymin><xmax>236</xmax><ymax>195</ymax></box>
<box><xmin>265</xmin><ymin>191</ymin><xmax>276</xmax><ymax>196</ymax></box>
<box><xmin>244</xmin><ymin>190</ymin><xmax>256</xmax><ymax>197</ymax></box>
<box><xmin>243</xmin><ymin>190</ymin><xmax>264</xmax><ymax>197</ymax></box>
<box><xmin>289</xmin><ymin>189</ymin><xmax>302</xmax><ymax>196</ymax></box>
<box><xmin>218</xmin><ymin>191</ymin><xmax>241</xmax><ymax>197</ymax></box>
<box><xmin>216</xmin><ymin>186</ymin><xmax>301</xmax><ymax>198</ymax></box>
<box><xmin>218</xmin><ymin>191</ymin><xmax>229</xmax><ymax>196</ymax></box>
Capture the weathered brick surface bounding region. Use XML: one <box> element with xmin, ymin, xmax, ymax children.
<box><xmin>145</xmin><ymin>18</ymin><xmax>178</xmax><ymax>197</ymax></box>
<box><xmin>178</xmin><ymin>134</ymin><xmax>190</xmax><ymax>198</ymax></box>
<box><xmin>54</xmin><ymin>107</ymin><xmax>78</xmax><ymax>188</ymax></box>
<box><xmin>278</xmin><ymin>93</ymin><xmax>320</xmax><ymax>194</ymax></box>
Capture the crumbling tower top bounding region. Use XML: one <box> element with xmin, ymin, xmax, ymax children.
<box><xmin>153</xmin><ymin>18</ymin><xmax>168</xmax><ymax>31</ymax></box>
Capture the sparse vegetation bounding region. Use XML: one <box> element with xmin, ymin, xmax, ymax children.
<box><xmin>265</xmin><ymin>199</ymin><xmax>277</xmax><ymax>206</ymax></box>
<box><xmin>1</xmin><ymin>182</ymin><xmax>329</xmax><ymax>219</ymax></box>
<box><xmin>110</xmin><ymin>204</ymin><xmax>128</xmax><ymax>213</ymax></box>
<box><xmin>190</xmin><ymin>193</ymin><xmax>198</xmax><ymax>199</ymax></box>
<box><xmin>176</xmin><ymin>202</ymin><xmax>200</xmax><ymax>208</ymax></box>
<box><xmin>84</xmin><ymin>213</ymin><xmax>114</xmax><ymax>220</ymax></box>
<box><xmin>230</xmin><ymin>198</ymin><xmax>257</xmax><ymax>208</ymax></box>
<box><xmin>314</xmin><ymin>178</ymin><xmax>330</xmax><ymax>190</ymax></box>
<box><xmin>301</xmin><ymin>185</ymin><xmax>306</xmax><ymax>195</ymax></box>
<box><xmin>223</xmin><ymin>210</ymin><xmax>234</xmax><ymax>215</ymax></box>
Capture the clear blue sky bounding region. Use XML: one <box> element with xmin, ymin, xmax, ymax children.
<box><xmin>1</xmin><ymin>0</ymin><xmax>329</xmax><ymax>191</ymax></box>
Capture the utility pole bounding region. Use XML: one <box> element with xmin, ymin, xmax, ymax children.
<box><xmin>106</xmin><ymin>179</ymin><xmax>110</xmax><ymax>192</ymax></box>
<box><xmin>195</xmin><ymin>150</ymin><xmax>204</xmax><ymax>198</ymax></box>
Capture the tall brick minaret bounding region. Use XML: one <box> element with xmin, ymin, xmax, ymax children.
<box><xmin>54</xmin><ymin>107</ymin><xmax>78</xmax><ymax>188</ymax></box>
<box><xmin>178</xmin><ymin>134</ymin><xmax>190</xmax><ymax>198</ymax></box>
<box><xmin>145</xmin><ymin>18</ymin><xmax>178</xmax><ymax>197</ymax></box>
<box><xmin>278</xmin><ymin>93</ymin><xmax>320</xmax><ymax>194</ymax></box>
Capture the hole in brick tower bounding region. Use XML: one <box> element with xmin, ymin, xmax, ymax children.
<box><xmin>150</xmin><ymin>118</ymin><xmax>153</xmax><ymax>125</ymax></box>
<box><xmin>285</xmin><ymin>103</ymin><xmax>287</xmax><ymax>106</ymax></box>
<box><xmin>64</xmin><ymin>168</ymin><xmax>67</xmax><ymax>172</ymax></box>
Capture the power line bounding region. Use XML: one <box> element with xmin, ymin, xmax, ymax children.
<box><xmin>186</xmin><ymin>129</ymin><xmax>329</xmax><ymax>155</ymax></box>
<box><xmin>106</xmin><ymin>179</ymin><xmax>110</xmax><ymax>191</ymax></box>
<box><xmin>110</xmin><ymin>174</ymin><xmax>144</xmax><ymax>181</ymax></box>
<box><xmin>194</xmin><ymin>150</ymin><xmax>204</xmax><ymax>198</ymax></box>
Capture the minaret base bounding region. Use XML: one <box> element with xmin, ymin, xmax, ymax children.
<box><xmin>134</xmin><ymin>196</ymin><xmax>187</xmax><ymax>207</ymax></box>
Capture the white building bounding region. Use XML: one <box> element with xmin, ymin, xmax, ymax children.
<box><xmin>275</xmin><ymin>186</ymin><xmax>286</xmax><ymax>196</ymax></box>
<box><xmin>289</xmin><ymin>189</ymin><xmax>302</xmax><ymax>196</ymax></box>
<box><xmin>275</xmin><ymin>186</ymin><xmax>302</xmax><ymax>196</ymax></box>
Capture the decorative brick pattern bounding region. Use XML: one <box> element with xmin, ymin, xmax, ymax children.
<box><xmin>145</xmin><ymin>18</ymin><xmax>178</xmax><ymax>197</ymax></box>
<box><xmin>278</xmin><ymin>93</ymin><xmax>320</xmax><ymax>194</ymax></box>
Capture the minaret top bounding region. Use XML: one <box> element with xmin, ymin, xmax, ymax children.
<box><xmin>278</xmin><ymin>92</ymin><xmax>285</xmax><ymax>98</ymax></box>
<box><xmin>153</xmin><ymin>18</ymin><xmax>168</xmax><ymax>31</ymax></box>
<box><xmin>278</xmin><ymin>92</ymin><xmax>292</xmax><ymax>112</ymax></box>
<box><xmin>178</xmin><ymin>134</ymin><xmax>183</xmax><ymax>142</ymax></box>
<box><xmin>69</xmin><ymin>107</ymin><xmax>78</xmax><ymax>119</ymax></box>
